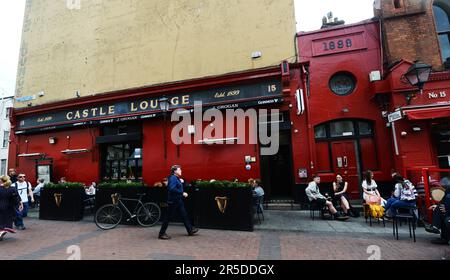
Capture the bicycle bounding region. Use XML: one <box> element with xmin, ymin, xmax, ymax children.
<box><xmin>94</xmin><ymin>193</ymin><xmax>161</xmax><ymax>230</ymax></box>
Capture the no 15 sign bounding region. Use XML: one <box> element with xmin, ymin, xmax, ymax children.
<box><xmin>427</xmin><ymin>91</ymin><xmax>447</xmax><ymax>99</ymax></box>
<box><xmin>312</xmin><ymin>32</ymin><xmax>367</xmax><ymax>57</ymax></box>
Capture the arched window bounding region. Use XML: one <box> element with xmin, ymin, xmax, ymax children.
<box><xmin>433</xmin><ymin>2</ymin><xmax>450</xmax><ymax>63</ymax></box>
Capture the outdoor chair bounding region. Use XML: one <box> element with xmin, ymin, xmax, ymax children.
<box><xmin>309</xmin><ymin>200</ymin><xmax>329</xmax><ymax>220</ymax></box>
<box><xmin>83</xmin><ymin>196</ymin><xmax>96</xmax><ymax>214</ymax></box>
<box><xmin>254</xmin><ymin>195</ymin><xmax>265</xmax><ymax>224</ymax></box>
<box><xmin>392</xmin><ymin>207</ymin><xmax>417</xmax><ymax>242</ymax></box>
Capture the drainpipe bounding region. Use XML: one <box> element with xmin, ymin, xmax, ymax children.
<box><xmin>301</xmin><ymin>65</ymin><xmax>316</xmax><ymax>174</ymax></box>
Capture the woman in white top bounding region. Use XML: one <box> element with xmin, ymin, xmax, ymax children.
<box><xmin>362</xmin><ymin>170</ymin><xmax>386</xmax><ymax>206</ymax></box>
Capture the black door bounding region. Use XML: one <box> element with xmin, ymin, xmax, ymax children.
<box><xmin>259</xmin><ymin>112</ymin><xmax>294</xmax><ymax>200</ymax></box>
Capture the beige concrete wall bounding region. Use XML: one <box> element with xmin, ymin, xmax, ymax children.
<box><xmin>15</xmin><ymin>0</ymin><xmax>296</xmax><ymax>108</ymax></box>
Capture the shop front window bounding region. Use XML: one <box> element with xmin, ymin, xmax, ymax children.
<box><xmin>100</xmin><ymin>123</ymin><xmax>143</xmax><ymax>182</ymax></box>
<box><xmin>103</xmin><ymin>142</ymin><xmax>143</xmax><ymax>181</ymax></box>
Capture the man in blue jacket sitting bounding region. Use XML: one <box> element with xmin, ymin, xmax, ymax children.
<box><xmin>159</xmin><ymin>165</ymin><xmax>198</xmax><ymax>240</ymax></box>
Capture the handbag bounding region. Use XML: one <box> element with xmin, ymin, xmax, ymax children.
<box><xmin>367</xmin><ymin>194</ymin><xmax>381</xmax><ymax>204</ymax></box>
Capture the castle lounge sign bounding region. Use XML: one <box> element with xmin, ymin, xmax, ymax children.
<box><xmin>17</xmin><ymin>80</ymin><xmax>282</xmax><ymax>131</ymax></box>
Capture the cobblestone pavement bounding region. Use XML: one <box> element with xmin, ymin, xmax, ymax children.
<box><xmin>1</xmin><ymin>210</ymin><xmax>449</xmax><ymax>260</ymax></box>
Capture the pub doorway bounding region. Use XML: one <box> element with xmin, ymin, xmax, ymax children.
<box><xmin>259</xmin><ymin>112</ymin><xmax>295</xmax><ymax>201</ymax></box>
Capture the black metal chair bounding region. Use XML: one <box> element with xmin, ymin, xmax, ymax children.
<box><xmin>83</xmin><ymin>195</ymin><xmax>96</xmax><ymax>214</ymax></box>
<box><xmin>309</xmin><ymin>200</ymin><xmax>330</xmax><ymax>220</ymax></box>
<box><xmin>255</xmin><ymin>195</ymin><xmax>265</xmax><ymax>224</ymax></box>
<box><xmin>392</xmin><ymin>207</ymin><xmax>417</xmax><ymax>242</ymax></box>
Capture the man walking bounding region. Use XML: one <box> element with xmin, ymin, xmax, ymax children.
<box><xmin>159</xmin><ymin>165</ymin><xmax>198</xmax><ymax>240</ymax></box>
<box><xmin>12</xmin><ymin>173</ymin><xmax>34</xmax><ymax>230</ymax></box>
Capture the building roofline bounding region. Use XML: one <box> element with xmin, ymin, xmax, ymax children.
<box><xmin>296</xmin><ymin>17</ymin><xmax>379</xmax><ymax>37</ymax></box>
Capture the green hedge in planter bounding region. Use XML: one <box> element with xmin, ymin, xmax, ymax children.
<box><xmin>44</xmin><ymin>182</ymin><xmax>85</xmax><ymax>189</ymax></box>
<box><xmin>194</xmin><ymin>180</ymin><xmax>250</xmax><ymax>189</ymax></box>
<box><xmin>98</xmin><ymin>181</ymin><xmax>146</xmax><ymax>188</ymax></box>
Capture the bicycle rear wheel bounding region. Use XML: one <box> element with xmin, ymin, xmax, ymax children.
<box><xmin>95</xmin><ymin>204</ymin><xmax>123</xmax><ymax>230</ymax></box>
<box><xmin>137</xmin><ymin>202</ymin><xmax>161</xmax><ymax>227</ymax></box>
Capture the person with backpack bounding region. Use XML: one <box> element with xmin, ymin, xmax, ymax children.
<box><xmin>384</xmin><ymin>173</ymin><xmax>417</xmax><ymax>218</ymax></box>
<box><xmin>0</xmin><ymin>175</ymin><xmax>23</xmax><ymax>241</ymax></box>
<box><xmin>12</xmin><ymin>173</ymin><xmax>34</xmax><ymax>230</ymax></box>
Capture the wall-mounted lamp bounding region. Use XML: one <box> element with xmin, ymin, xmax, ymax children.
<box><xmin>412</xmin><ymin>125</ymin><xmax>421</xmax><ymax>132</ymax></box>
<box><xmin>401</xmin><ymin>131</ymin><xmax>408</xmax><ymax>137</ymax></box>
<box><xmin>49</xmin><ymin>137</ymin><xmax>56</xmax><ymax>144</ymax></box>
<box><xmin>402</xmin><ymin>61</ymin><xmax>432</xmax><ymax>104</ymax></box>
<box><xmin>342</xmin><ymin>108</ymin><xmax>349</xmax><ymax>113</ymax></box>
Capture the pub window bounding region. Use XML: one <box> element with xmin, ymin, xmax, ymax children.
<box><xmin>100</xmin><ymin>123</ymin><xmax>143</xmax><ymax>182</ymax></box>
<box><xmin>433</xmin><ymin>2</ymin><xmax>450</xmax><ymax>63</ymax></box>
<box><xmin>329</xmin><ymin>72</ymin><xmax>356</xmax><ymax>96</ymax></box>
<box><xmin>102</xmin><ymin>142</ymin><xmax>143</xmax><ymax>181</ymax></box>
<box><xmin>315</xmin><ymin>119</ymin><xmax>374</xmax><ymax>139</ymax></box>
<box><xmin>394</xmin><ymin>0</ymin><xmax>402</xmax><ymax>9</ymax></box>
<box><xmin>314</xmin><ymin>124</ymin><xmax>327</xmax><ymax>139</ymax></box>
<box><xmin>330</xmin><ymin>121</ymin><xmax>355</xmax><ymax>137</ymax></box>
<box><xmin>358</xmin><ymin>121</ymin><xmax>373</xmax><ymax>136</ymax></box>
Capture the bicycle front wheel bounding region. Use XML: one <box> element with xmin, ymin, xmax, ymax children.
<box><xmin>137</xmin><ymin>202</ymin><xmax>161</xmax><ymax>227</ymax></box>
<box><xmin>95</xmin><ymin>204</ymin><xmax>123</xmax><ymax>230</ymax></box>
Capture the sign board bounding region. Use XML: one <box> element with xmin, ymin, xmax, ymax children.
<box><xmin>16</xmin><ymin>95</ymin><xmax>36</xmax><ymax>102</ymax></box>
<box><xmin>388</xmin><ymin>111</ymin><xmax>403</xmax><ymax>123</ymax></box>
<box><xmin>17</xmin><ymin>80</ymin><xmax>282</xmax><ymax>131</ymax></box>
<box><xmin>298</xmin><ymin>169</ymin><xmax>308</xmax><ymax>179</ymax></box>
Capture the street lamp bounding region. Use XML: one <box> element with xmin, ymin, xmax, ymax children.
<box><xmin>403</xmin><ymin>61</ymin><xmax>432</xmax><ymax>94</ymax></box>
<box><xmin>159</xmin><ymin>96</ymin><xmax>170</xmax><ymax>159</ymax></box>
<box><xmin>159</xmin><ymin>97</ymin><xmax>170</xmax><ymax>112</ymax></box>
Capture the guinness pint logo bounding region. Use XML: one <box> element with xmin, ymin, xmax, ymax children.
<box><xmin>54</xmin><ymin>193</ymin><xmax>62</xmax><ymax>207</ymax></box>
<box><xmin>215</xmin><ymin>196</ymin><xmax>228</xmax><ymax>214</ymax></box>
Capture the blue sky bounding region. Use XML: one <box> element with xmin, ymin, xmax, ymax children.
<box><xmin>0</xmin><ymin>0</ymin><xmax>374</xmax><ymax>97</ymax></box>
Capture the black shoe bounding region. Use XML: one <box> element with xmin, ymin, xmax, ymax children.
<box><xmin>431</xmin><ymin>237</ymin><xmax>449</xmax><ymax>245</ymax></box>
<box><xmin>425</xmin><ymin>225</ymin><xmax>441</xmax><ymax>234</ymax></box>
<box><xmin>334</xmin><ymin>213</ymin><xmax>349</xmax><ymax>221</ymax></box>
<box><xmin>188</xmin><ymin>228</ymin><xmax>199</xmax><ymax>236</ymax></box>
<box><xmin>158</xmin><ymin>234</ymin><xmax>171</xmax><ymax>240</ymax></box>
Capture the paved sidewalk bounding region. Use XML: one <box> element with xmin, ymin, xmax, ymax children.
<box><xmin>1</xmin><ymin>209</ymin><xmax>448</xmax><ymax>260</ymax></box>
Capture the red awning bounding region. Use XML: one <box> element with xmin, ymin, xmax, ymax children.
<box><xmin>403</xmin><ymin>105</ymin><xmax>450</xmax><ymax>120</ymax></box>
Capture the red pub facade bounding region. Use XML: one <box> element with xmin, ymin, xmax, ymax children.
<box><xmin>8</xmin><ymin>0</ymin><xmax>450</xmax><ymax>205</ymax></box>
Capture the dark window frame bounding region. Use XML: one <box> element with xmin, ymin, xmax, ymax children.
<box><xmin>329</xmin><ymin>72</ymin><xmax>357</xmax><ymax>96</ymax></box>
<box><xmin>434</xmin><ymin>3</ymin><xmax>450</xmax><ymax>63</ymax></box>
<box><xmin>314</xmin><ymin>119</ymin><xmax>380</xmax><ymax>173</ymax></box>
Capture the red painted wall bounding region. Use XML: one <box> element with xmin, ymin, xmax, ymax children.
<box><xmin>295</xmin><ymin>20</ymin><xmax>394</xmax><ymax>185</ymax></box>
<box><xmin>8</xmin><ymin>127</ymin><xmax>100</xmax><ymax>186</ymax></box>
<box><xmin>142</xmin><ymin>114</ymin><xmax>261</xmax><ymax>186</ymax></box>
<box><xmin>383</xmin><ymin>61</ymin><xmax>450</xmax><ymax>170</ymax></box>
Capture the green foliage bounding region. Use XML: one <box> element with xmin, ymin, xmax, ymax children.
<box><xmin>194</xmin><ymin>180</ymin><xmax>250</xmax><ymax>188</ymax></box>
<box><xmin>44</xmin><ymin>182</ymin><xmax>84</xmax><ymax>189</ymax></box>
<box><xmin>98</xmin><ymin>181</ymin><xmax>146</xmax><ymax>188</ymax></box>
